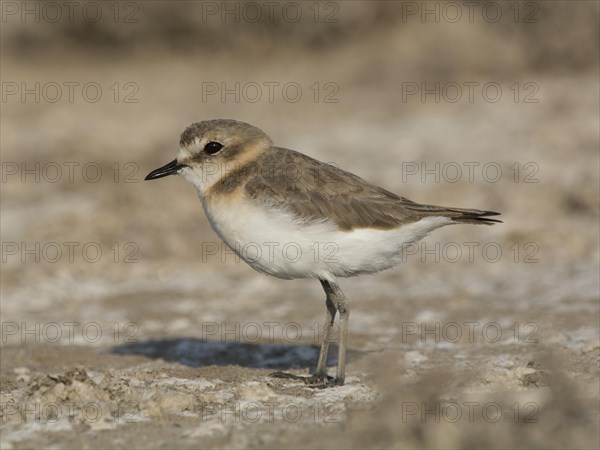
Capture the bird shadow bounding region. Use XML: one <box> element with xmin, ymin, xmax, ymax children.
<box><xmin>111</xmin><ymin>338</ymin><xmax>354</xmax><ymax>370</ymax></box>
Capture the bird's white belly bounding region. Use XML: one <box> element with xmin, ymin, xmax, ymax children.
<box><xmin>202</xmin><ymin>195</ymin><xmax>451</xmax><ymax>280</ymax></box>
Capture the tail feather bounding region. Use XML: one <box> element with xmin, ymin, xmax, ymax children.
<box><xmin>402</xmin><ymin>202</ymin><xmax>502</xmax><ymax>225</ymax></box>
<box><xmin>449</xmin><ymin>209</ymin><xmax>502</xmax><ymax>225</ymax></box>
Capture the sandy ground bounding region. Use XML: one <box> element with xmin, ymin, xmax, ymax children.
<box><xmin>1</xmin><ymin>2</ymin><xmax>599</xmax><ymax>448</ymax></box>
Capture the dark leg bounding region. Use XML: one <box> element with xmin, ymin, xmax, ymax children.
<box><xmin>314</xmin><ymin>280</ymin><xmax>338</xmax><ymax>379</ymax></box>
<box><xmin>320</xmin><ymin>279</ymin><xmax>350</xmax><ymax>386</ymax></box>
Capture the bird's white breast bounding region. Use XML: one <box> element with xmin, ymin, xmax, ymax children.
<box><xmin>200</xmin><ymin>192</ymin><xmax>451</xmax><ymax>281</ymax></box>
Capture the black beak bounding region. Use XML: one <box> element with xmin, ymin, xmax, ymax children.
<box><xmin>145</xmin><ymin>159</ymin><xmax>186</xmax><ymax>180</ymax></box>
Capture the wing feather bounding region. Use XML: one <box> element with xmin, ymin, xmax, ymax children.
<box><xmin>244</xmin><ymin>147</ymin><xmax>501</xmax><ymax>230</ymax></box>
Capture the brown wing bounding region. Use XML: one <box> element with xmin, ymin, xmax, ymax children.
<box><xmin>244</xmin><ymin>147</ymin><xmax>501</xmax><ymax>230</ymax></box>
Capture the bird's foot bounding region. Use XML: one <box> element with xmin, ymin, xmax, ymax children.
<box><xmin>269</xmin><ymin>371</ymin><xmax>339</xmax><ymax>388</ymax></box>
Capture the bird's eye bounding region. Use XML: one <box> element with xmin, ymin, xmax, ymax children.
<box><xmin>204</xmin><ymin>141</ymin><xmax>224</xmax><ymax>155</ymax></box>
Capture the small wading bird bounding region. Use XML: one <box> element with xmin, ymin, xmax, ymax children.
<box><xmin>145</xmin><ymin>119</ymin><xmax>501</xmax><ymax>386</ymax></box>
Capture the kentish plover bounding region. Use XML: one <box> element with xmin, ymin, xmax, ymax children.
<box><xmin>145</xmin><ymin>119</ymin><xmax>501</xmax><ymax>386</ymax></box>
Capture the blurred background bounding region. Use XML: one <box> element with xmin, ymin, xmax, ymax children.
<box><xmin>1</xmin><ymin>1</ymin><xmax>599</xmax><ymax>448</ymax></box>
